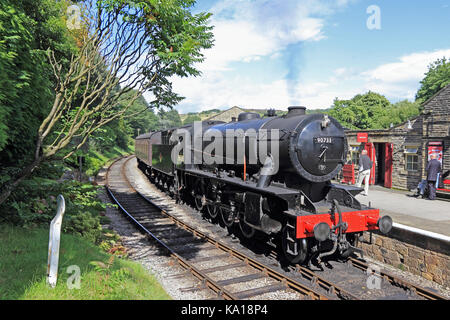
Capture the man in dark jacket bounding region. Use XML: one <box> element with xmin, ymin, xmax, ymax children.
<box><xmin>426</xmin><ymin>154</ymin><xmax>442</xmax><ymax>200</ymax></box>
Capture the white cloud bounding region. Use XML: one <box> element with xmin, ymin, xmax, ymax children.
<box><xmin>170</xmin><ymin>0</ymin><xmax>353</xmax><ymax>112</ymax></box>
<box><xmin>171</xmin><ymin>75</ymin><xmax>291</xmax><ymax>112</ymax></box>
<box><xmin>167</xmin><ymin>2</ymin><xmax>450</xmax><ymax>113</ymax></box>
<box><xmin>362</xmin><ymin>49</ymin><xmax>450</xmax><ymax>100</ymax></box>
<box><xmin>290</xmin><ymin>49</ymin><xmax>450</xmax><ymax>107</ymax></box>
<box><xmin>198</xmin><ymin>0</ymin><xmax>334</xmax><ymax>73</ymax></box>
<box><xmin>169</xmin><ymin>48</ymin><xmax>450</xmax><ymax>113</ymax></box>
<box><xmin>301</xmin><ymin>49</ymin><xmax>450</xmax><ymax>107</ymax></box>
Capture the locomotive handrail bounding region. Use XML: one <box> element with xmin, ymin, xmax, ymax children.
<box><xmin>47</xmin><ymin>194</ymin><xmax>65</xmax><ymax>288</ymax></box>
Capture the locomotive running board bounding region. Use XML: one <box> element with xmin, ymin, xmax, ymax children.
<box><xmin>180</xmin><ymin>167</ymin><xmax>300</xmax><ymax>200</ymax></box>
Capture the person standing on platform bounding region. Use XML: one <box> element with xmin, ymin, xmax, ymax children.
<box><xmin>426</xmin><ymin>153</ymin><xmax>442</xmax><ymax>200</ymax></box>
<box><xmin>356</xmin><ymin>150</ymin><xmax>373</xmax><ymax>196</ymax></box>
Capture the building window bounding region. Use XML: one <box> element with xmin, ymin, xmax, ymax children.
<box><xmin>404</xmin><ymin>147</ymin><xmax>418</xmax><ymax>154</ymax></box>
<box><xmin>405</xmin><ymin>155</ymin><xmax>419</xmax><ymax>171</ymax></box>
<box><xmin>349</xmin><ymin>145</ymin><xmax>360</xmax><ymax>165</ymax></box>
<box><xmin>404</xmin><ymin>146</ymin><xmax>419</xmax><ymax>171</ymax></box>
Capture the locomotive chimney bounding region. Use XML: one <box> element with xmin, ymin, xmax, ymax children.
<box><xmin>287</xmin><ymin>106</ymin><xmax>306</xmax><ymax>117</ymax></box>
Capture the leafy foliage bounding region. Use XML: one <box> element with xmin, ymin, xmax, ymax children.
<box><xmin>0</xmin><ymin>175</ymin><xmax>109</xmax><ymax>243</ymax></box>
<box><xmin>120</xmin><ymin>91</ymin><xmax>160</xmax><ymax>138</ymax></box>
<box><xmin>158</xmin><ymin>108</ymin><xmax>183</xmax><ymax>129</ymax></box>
<box><xmin>328</xmin><ymin>92</ymin><xmax>420</xmax><ymax>130</ymax></box>
<box><xmin>0</xmin><ymin>0</ymin><xmax>215</xmax><ymax>207</ymax></box>
<box><xmin>0</xmin><ymin>0</ymin><xmax>76</xmax><ymax>165</ymax></box>
<box><xmin>416</xmin><ymin>57</ymin><xmax>450</xmax><ymax>104</ymax></box>
<box><xmin>183</xmin><ymin>114</ymin><xmax>202</xmax><ymax>125</ymax></box>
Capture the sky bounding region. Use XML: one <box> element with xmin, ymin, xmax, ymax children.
<box><xmin>148</xmin><ymin>0</ymin><xmax>450</xmax><ymax>113</ymax></box>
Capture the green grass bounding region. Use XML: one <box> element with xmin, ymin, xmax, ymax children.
<box><xmin>85</xmin><ymin>145</ymin><xmax>132</xmax><ymax>176</ymax></box>
<box><xmin>0</xmin><ymin>224</ymin><xmax>171</xmax><ymax>300</ymax></box>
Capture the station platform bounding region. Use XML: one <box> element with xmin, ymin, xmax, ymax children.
<box><xmin>352</xmin><ymin>185</ymin><xmax>450</xmax><ymax>237</ymax></box>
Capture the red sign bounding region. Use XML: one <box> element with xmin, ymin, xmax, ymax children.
<box><xmin>428</xmin><ymin>142</ymin><xmax>443</xmax><ymax>164</ymax></box>
<box><xmin>357</xmin><ymin>132</ymin><xmax>368</xmax><ymax>143</ymax></box>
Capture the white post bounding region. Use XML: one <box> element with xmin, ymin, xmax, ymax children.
<box><xmin>47</xmin><ymin>195</ymin><xmax>66</xmax><ymax>288</ymax></box>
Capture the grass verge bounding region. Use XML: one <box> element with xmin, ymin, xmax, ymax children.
<box><xmin>85</xmin><ymin>145</ymin><xmax>133</xmax><ymax>176</ymax></box>
<box><xmin>0</xmin><ymin>224</ymin><xmax>171</xmax><ymax>300</ymax></box>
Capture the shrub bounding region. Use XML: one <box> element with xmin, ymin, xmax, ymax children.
<box><xmin>0</xmin><ymin>178</ymin><xmax>109</xmax><ymax>244</ymax></box>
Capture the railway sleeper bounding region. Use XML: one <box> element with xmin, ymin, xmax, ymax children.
<box><xmin>233</xmin><ymin>283</ymin><xmax>287</xmax><ymax>299</ymax></box>
<box><xmin>186</xmin><ymin>253</ymin><xmax>231</xmax><ymax>264</ymax></box>
<box><xmin>216</xmin><ymin>273</ymin><xmax>266</xmax><ymax>286</ymax></box>
<box><xmin>200</xmin><ymin>262</ymin><xmax>248</xmax><ymax>274</ymax></box>
<box><xmin>172</xmin><ymin>244</ymin><xmax>218</xmax><ymax>255</ymax></box>
<box><xmin>163</xmin><ymin>236</ymin><xmax>205</xmax><ymax>247</ymax></box>
<box><xmin>151</xmin><ymin>229</ymin><xmax>193</xmax><ymax>239</ymax></box>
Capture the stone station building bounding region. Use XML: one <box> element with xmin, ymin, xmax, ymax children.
<box><xmin>343</xmin><ymin>84</ymin><xmax>450</xmax><ymax>191</ymax></box>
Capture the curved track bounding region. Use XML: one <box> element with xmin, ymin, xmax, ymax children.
<box><xmin>106</xmin><ymin>157</ymin><xmax>333</xmax><ymax>300</ymax></box>
<box><xmin>106</xmin><ymin>156</ymin><xmax>447</xmax><ymax>300</ymax></box>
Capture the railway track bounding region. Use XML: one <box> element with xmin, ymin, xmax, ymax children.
<box><xmin>346</xmin><ymin>257</ymin><xmax>446</xmax><ymax>300</ymax></box>
<box><xmin>106</xmin><ymin>157</ymin><xmax>336</xmax><ymax>300</ymax></box>
<box><xmin>105</xmin><ymin>156</ymin><xmax>447</xmax><ymax>300</ymax></box>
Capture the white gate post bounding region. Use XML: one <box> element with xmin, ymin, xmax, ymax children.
<box><xmin>47</xmin><ymin>194</ymin><xmax>66</xmax><ymax>288</ymax></box>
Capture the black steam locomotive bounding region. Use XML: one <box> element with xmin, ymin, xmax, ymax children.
<box><xmin>135</xmin><ymin>107</ymin><xmax>392</xmax><ymax>264</ymax></box>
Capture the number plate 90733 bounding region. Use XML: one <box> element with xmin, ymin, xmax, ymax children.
<box><xmin>314</xmin><ymin>137</ymin><xmax>334</xmax><ymax>144</ymax></box>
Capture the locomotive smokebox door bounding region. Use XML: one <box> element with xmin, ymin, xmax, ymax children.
<box><xmin>244</xmin><ymin>192</ymin><xmax>263</xmax><ymax>226</ymax></box>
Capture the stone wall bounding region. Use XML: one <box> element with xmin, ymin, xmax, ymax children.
<box><xmin>423</xmin><ymin>85</ymin><xmax>450</xmax><ymax>138</ymax></box>
<box><xmin>422</xmin><ymin>85</ymin><xmax>450</xmax><ymax>177</ymax></box>
<box><xmin>357</xmin><ymin>228</ymin><xmax>450</xmax><ymax>287</ymax></box>
<box><xmin>390</xmin><ymin>117</ymin><xmax>424</xmax><ymax>190</ymax></box>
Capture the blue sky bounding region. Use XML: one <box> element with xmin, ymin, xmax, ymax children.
<box><xmin>160</xmin><ymin>0</ymin><xmax>450</xmax><ymax>113</ymax></box>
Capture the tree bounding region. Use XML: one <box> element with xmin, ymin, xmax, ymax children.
<box><xmin>0</xmin><ymin>0</ymin><xmax>76</xmax><ymax>165</ymax></box>
<box><xmin>328</xmin><ymin>99</ymin><xmax>357</xmax><ymax>129</ymax></box>
<box><xmin>183</xmin><ymin>114</ymin><xmax>201</xmax><ymax>125</ymax></box>
<box><xmin>328</xmin><ymin>92</ymin><xmax>421</xmax><ymax>130</ymax></box>
<box><xmin>386</xmin><ymin>100</ymin><xmax>420</xmax><ymax>126</ymax></box>
<box><xmin>121</xmin><ymin>91</ymin><xmax>160</xmax><ymax>137</ymax></box>
<box><xmin>0</xmin><ymin>0</ymin><xmax>214</xmax><ymax>205</ymax></box>
<box><xmin>328</xmin><ymin>92</ymin><xmax>392</xmax><ymax>129</ymax></box>
<box><xmin>416</xmin><ymin>57</ymin><xmax>450</xmax><ymax>103</ymax></box>
<box><xmin>159</xmin><ymin>108</ymin><xmax>182</xmax><ymax>129</ymax></box>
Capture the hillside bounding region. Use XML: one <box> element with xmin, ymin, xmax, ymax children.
<box><xmin>179</xmin><ymin>107</ymin><xmax>291</xmax><ymax>123</ymax></box>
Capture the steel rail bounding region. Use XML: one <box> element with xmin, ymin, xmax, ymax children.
<box><xmin>290</xmin><ymin>264</ymin><xmax>359</xmax><ymax>300</ymax></box>
<box><xmin>348</xmin><ymin>257</ymin><xmax>447</xmax><ymax>300</ymax></box>
<box><xmin>106</xmin><ymin>159</ymin><xmax>238</xmax><ymax>300</ymax></box>
<box><xmin>109</xmin><ymin>156</ymin><xmax>329</xmax><ymax>300</ymax></box>
<box><xmin>125</xmin><ymin>157</ymin><xmax>357</xmax><ymax>299</ymax></box>
<box><xmin>118</xmin><ymin>156</ymin><xmax>448</xmax><ymax>301</ymax></box>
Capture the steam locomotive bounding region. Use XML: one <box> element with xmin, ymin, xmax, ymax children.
<box><xmin>135</xmin><ymin>107</ymin><xmax>392</xmax><ymax>264</ymax></box>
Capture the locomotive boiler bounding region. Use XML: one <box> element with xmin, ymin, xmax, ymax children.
<box><xmin>135</xmin><ymin>107</ymin><xmax>393</xmax><ymax>265</ymax></box>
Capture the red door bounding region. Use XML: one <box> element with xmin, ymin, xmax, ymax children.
<box><xmin>384</xmin><ymin>143</ymin><xmax>393</xmax><ymax>188</ymax></box>
<box><xmin>364</xmin><ymin>143</ymin><xmax>376</xmax><ymax>185</ymax></box>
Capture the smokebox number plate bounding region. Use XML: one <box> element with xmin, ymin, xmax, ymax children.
<box><xmin>314</xmin><ymin>137</ymin><xmax>334</xmax><ymax>144</ymax></box>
